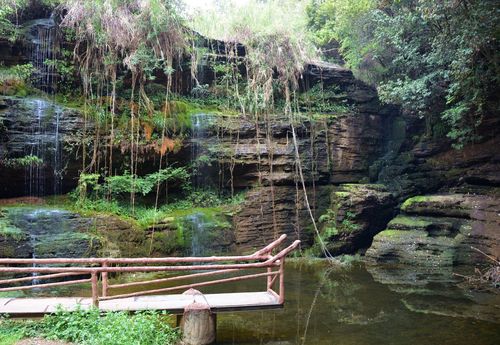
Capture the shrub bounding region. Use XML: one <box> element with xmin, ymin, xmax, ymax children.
<box><xmin>0</xmin><ymin>307</ymin><xmax>179</xmax><ymax>345</ymax></box>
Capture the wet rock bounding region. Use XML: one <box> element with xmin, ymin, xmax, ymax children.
<box><xmin>1</xmin><ymin>208</ymin><xmax>100</xmax><ymax>258</ymax></box>
<box><xmin>0</xmin><ymin>97</ymin><xmax>85</xmax><ymax>198</ymax></box>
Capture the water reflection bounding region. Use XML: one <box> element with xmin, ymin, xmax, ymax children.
<box><xmin>212</xmin><ymin>262</ymin><xmax>499</xmax><ymax>345</ymax></box>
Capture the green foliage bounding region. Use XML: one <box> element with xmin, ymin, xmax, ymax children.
<box><xmin>2</xmin><ymin>155</ymin><xmax>43</xmax><ymax>168</ymax></box>
<box><xmin>318</xmin><ymin>208</ymin><xmax>359</xmax><ymax>240</ymax></box>
<box><xmin>104</xmin><ymin>168</ymin><xmax>190</xmax><ymax>197</ymax></box>
<box><xmin>0</xmin><ymin>307</ymin><xmax>179</xmax><ymax>345</ymax></box>
<box><xmin>0</xmin><ymin>0</ymin><xmax>28</xmax><ymax>41</ymax></box>
<box><xmin>9</xmin><ymin>63</ymin><xmax>34</xmax><ymax>81</ymax></box>
<box><xmin>0</xmin><ymin>217</ymin><xmax>24</xmax><ymax>241</ymax></box>
<box><xmin>76</xmin><ymin>173</ymin><xmax>101</xmax><ymax>201</ymax></box>
<box><xmin>307</xmin><ymin>0</ymin><xmax>500</xmax><ymax>146</ymax></box>
<box><xmin>298</xmin><ymin>83</ymin><xmax>349</xmax><ymax>113</ymax></box>
<box><xmin>0</xmin><ymin>63</ymin><xmax>35</xmax><ymax>96</ymax></box>
<box><xmin>44</xmin><ymin>48</ymin><xmax>78</xmax><ymax>95</ymax></box>
<box><xmin>75</xmin><ymin>168</ymin><xmax>189</xmax><ymax>201</ymax></box>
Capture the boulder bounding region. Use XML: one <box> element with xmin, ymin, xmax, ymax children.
<box><xmin>318</xmin><ymin>184</ymin><xmax>396</xmax><ymax>255</ymax></box>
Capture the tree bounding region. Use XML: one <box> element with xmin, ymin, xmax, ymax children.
<box><xmin>307</xmin><ymin>0</ymin><xmax>500</xmax><ymax>147</ymax></box>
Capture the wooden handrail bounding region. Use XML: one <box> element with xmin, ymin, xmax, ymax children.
<box><xmin>0</xmin><ymin>234</ymin><xmax>301</xmax><ymax>308</ymax></box>
<box><xmin>0</xmin><ymin>240</ymin><xmax>300</xmax><ymax>274</ymax></box>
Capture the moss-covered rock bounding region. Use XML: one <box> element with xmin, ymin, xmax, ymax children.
<box><xmin>367</xmin><ymin>229</ymin><xmax>455</xmax><ymax>266</ymax></box>
<box><xmin>366</xmin><ymin>193</ymin><xmax>500</xmax><ymax>267</ymax></box>
<box><xmin>316</xmin><ymin>184</ymin><xmax>396</xmax><ymax>255</ymax></box>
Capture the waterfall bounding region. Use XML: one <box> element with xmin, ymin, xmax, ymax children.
<box><xmin>190</xmin><ymin>113</ymin><xmax>215</xmax><ymax>191</ymax></box>
<box><xmin>28</xmin><ymin>17</ymin><xmax>59</xmax><ymax>93</ymax></box>
<box><xmin>191</xmin><ymin>113</ymin><xmax>204</xmax><ymax>191</ymax></box>
<box><xmin>53</xmin><ymin>106</ymin><xmax>62</xmax><ymax>195</ymax></box>
<box><xmin>25</xmin><ymin>99</ymin><xmax>45</xmax><ymax>196</ymax></box>
<box><xmin>22</xmin><ymin>99</ymin><xmax>64</xmax><ymax>196</ymax></box>
<box><xmin>184</xmin><ymin>212</ymin><xmax>213</xmax><ymax>257</ymax></box>
<box><xmin>30</xmin><ymin>233</ymin><xmax>40</xmax><ymax>286</ymax></box>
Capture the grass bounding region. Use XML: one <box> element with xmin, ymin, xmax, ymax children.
<box><xmin>190</xmin><ymin>0</ymin><xmax>311</xmax><ymax>44</ymax></box>
<box><xmin>0</xmin><ymin>307</ymin><xmax>179</xmax><ymax>345</ymax></box>
<box><xmin>42</xmin><ymin>189</ymin><xmax>245</xmax><ymax>231</ymax></box>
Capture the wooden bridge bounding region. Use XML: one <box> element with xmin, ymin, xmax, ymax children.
<box><xmin>0</xmin><ymin>235</ymin><xmax>300</xmax><ymax>317</ymax></box>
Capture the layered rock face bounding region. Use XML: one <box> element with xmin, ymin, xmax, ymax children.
<box><xmin>233</xmin><ymin>186</ymin><xmax>331</xmax><ymax>252</ymax></box>
<box><xmin>366</xmin><ymin>194</ymin><xmax>500</xmax><ymax>267</ymax></box>
<box><xmin>205</xmin><ymin>63</ymin><xmax>391</xmax><ymax>188</ymax></box>
<box><xmin>363</xmin><ymin>108</ymin><xmax>500</xmax><ymax>266</ymax></box>
<box><xmin>204</xmin><ymin>63</ymin><xmax>395</xmax><ymax>252</ymax></box>
<box><xmin>207</xmin><ymin>112</ymin><xmax>386</xmax><ymax>188</ymax></box>
<box><xmin>375</xmin><ymin>114</ymin><xmax>500</xmax><ymax>202</ymax></box>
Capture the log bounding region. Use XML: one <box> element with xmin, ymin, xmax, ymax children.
<box><xmin>179</xmin><ymin>289</ymin><xmax>216</xmax><ymax>345</ymax></box>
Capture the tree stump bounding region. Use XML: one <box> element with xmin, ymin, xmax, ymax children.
<box><xmin>179</xmin><ymin>289</ymin><xmax>216</xmax><ymax>345</ymax></box>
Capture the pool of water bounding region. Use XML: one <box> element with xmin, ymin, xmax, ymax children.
<box><xmin>211</xmin><ymin>262</ymin><xmax>499</xmax><ymax>345</ymax></box>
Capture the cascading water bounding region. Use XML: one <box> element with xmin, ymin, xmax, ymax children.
<box><xmin>28</xmin><ymin>17</ymin><xmax>59</xmax><ymax>92</ymax></box>
<box><xmin>183</xmin><ymin>212</ymin><xmax>214</xmax><ymax>257</ymax></box>
<box><xmin>14</xmin><ymin>16</ymin><xmax>63</xmax><ymax>196</ymax></box>
<box><xmin>191</xmin><ymin>113</ymin><xmax>210</xmax><ymax>191</ymax></box>
<box><xmin>5</xmin><ymin>208</ymin><xmax>96</xmax><ymax>286</ymax></box>
<box><xmin>22</xmin><ymin>99</ymin><xmax>65</xmax><ymax>196</ymax></box>
<box><xmin>188</xmin><ymin>114</ymin><xmax>216</xmax><ymax>257</ymax></box>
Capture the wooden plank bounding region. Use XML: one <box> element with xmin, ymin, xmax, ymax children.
<box><xmin>0</xmin><ymin>292</ymin><xmax>282</xmax><ymax>317</ymax></box>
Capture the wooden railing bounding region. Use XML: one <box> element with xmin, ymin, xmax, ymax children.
<box><xmin>0</xmin><ymin>235</ymin><xmax>300</xmax><ymax>307</ymax></box>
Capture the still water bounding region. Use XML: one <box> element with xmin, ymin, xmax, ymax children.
<box><xmin>212</xmin><ymin>262</ymin><xmax>499</xmax><ymax>345</ymax></box>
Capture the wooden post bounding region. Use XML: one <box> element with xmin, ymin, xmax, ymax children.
<box><xmin>267</xmin><ymin>266</ymin><xmax>272</xmax><ymax>290</ymax></box>
<box><xmin>278</xmin><ymin>258</ymin><xmax>285</xmax><ymax>304</ymax></box>
<box><xmin>179</xmin><ymin>289</ymin><xmax>216</xmax><ymax>345</ymax></box>
<box><xmin>91</xmin><ymin>272</ymin><xmax>99</xmax><ymax>307</ymax></box>
<box><xmin>102</xmin><ymin>261</ymin><xmax>108</xmax><ymax>297</ymax></box>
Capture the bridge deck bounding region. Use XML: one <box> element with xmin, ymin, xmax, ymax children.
<box><xmin>0</xmin><ymin>291</ymin><xmax>282</xmax><ymax>317</ymax></box>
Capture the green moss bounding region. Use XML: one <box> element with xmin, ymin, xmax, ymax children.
<box><xmin>34</xmin><ymin>232</ymin><xmax>100</xmax><ymax>257</ymax></box>
<box><xmin>375</xmin><ymin>229</ymin><xmax>404</xmax><ymax>238</ymax></box>
<box><xmin>388</xmin><ymin>216</ymin><xmax>432</xmax><ymax>230</ymax></box>
<box><xmin>334</xmin><ymin>191</ymin><xmax>350</xmax><ymax>198</ymax></box>
<box><xmin>401</xmin><ymin>196</ymin><xmax>431</xmax><ymax>211</ymax></box>
<box><xmin>0</xmin><ymin>217</ymin><xmax>25</xmax><ymax>240</ymax></box>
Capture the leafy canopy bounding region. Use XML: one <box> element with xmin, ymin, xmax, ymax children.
<box><xmin>307</xmin><ymin>0</ymin><xmax>500</xmax><ymax>147</ymax></box>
